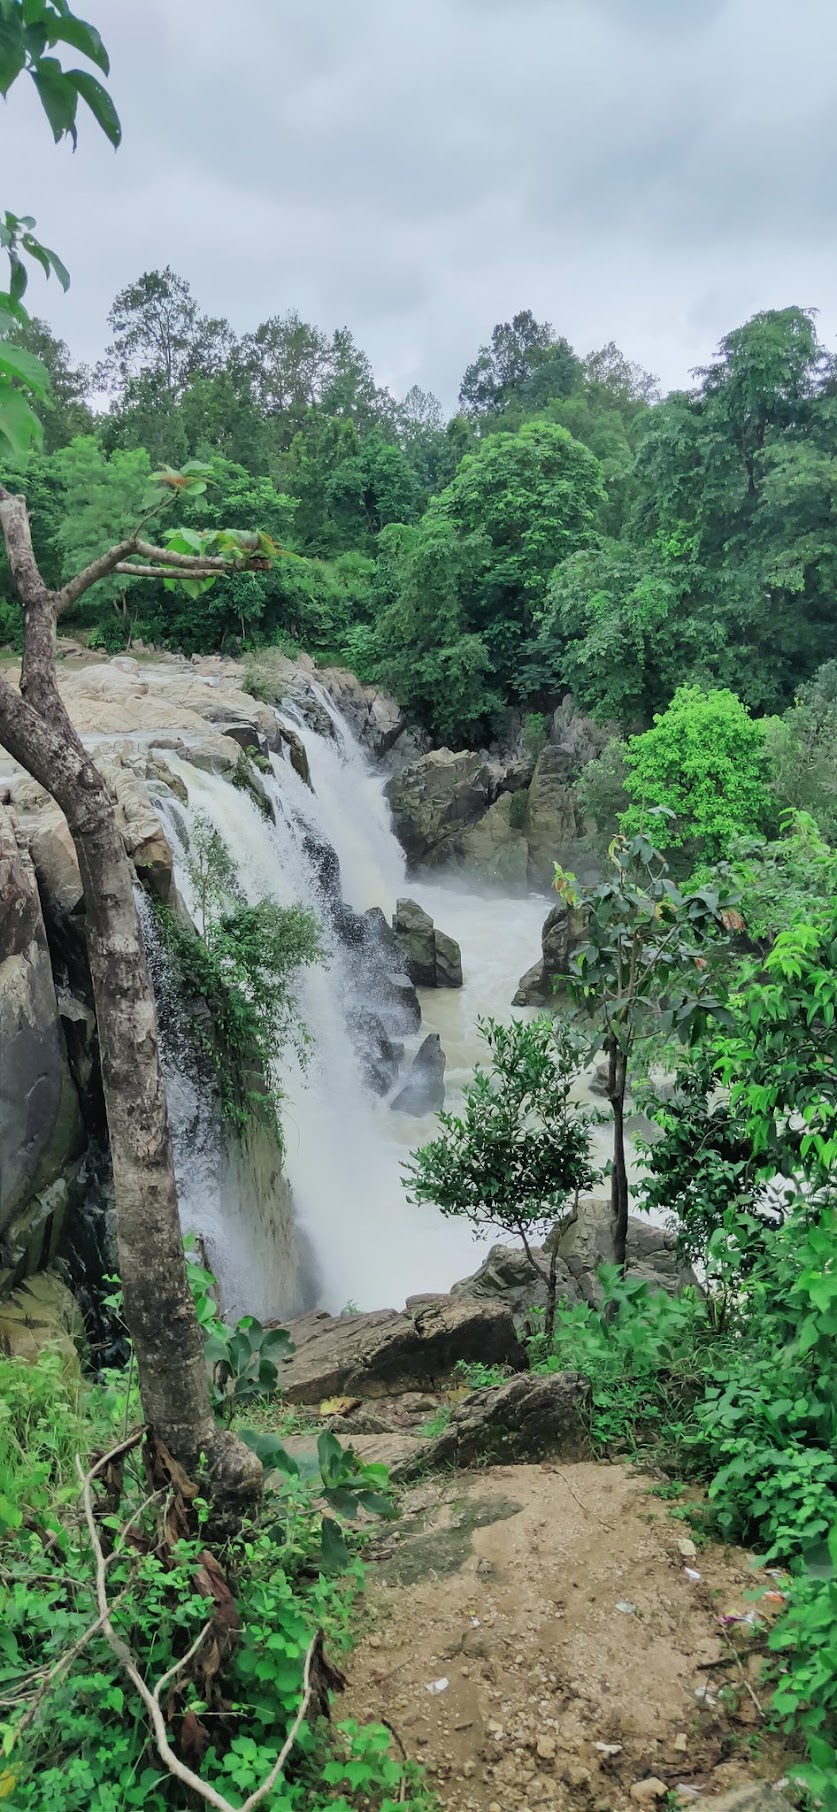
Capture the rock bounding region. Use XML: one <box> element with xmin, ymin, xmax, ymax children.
<box><xmin>378</xmin><ymin>971</ymin><xmax>423</xmax><ymax>1037</ymax></box>
<box><xmin>392</xmin><ymin>898</ymin><xmax>437</xmax><ymax>987</ymax></box>
<box><xmin>458</xmin><ymin>792</ymin><xmax>530</xmax><ymax>891</ymax></box>
<box><xmin>280</xmin><ymin>1296</ymin><xmax>524</xmax><ymax>1403</ymax></box>
<box><xmin>434</xmin><ymin>928</ymin><xmax>463</xmax><ymax>989</ymax></box>
<box><xmin>275</xmin><ymin>721</ymin><xmax>312</xmax><ymax>788</ymax></box>
<box><xmin>346</xmin><ymin>1007</ymin><xmax>403</xmax><ymax>1096</ymax></box>
<box><xmin>392</xmin><ymin>899</ymin><xmax>463</xmax><ymax>990</ymax></box>
<box><xmin>391</xmin><ymin>1032</ymin><xmax>446</xmax><ymax>1115</ymax></box>
<box><xmin>0</xmin><ymin>1170</ymin><xmax>75</xmax><ymax>1292</ymax></box>
<box><xmin>700</xmin><ymin>1789</ymin><xmax>796</xmax><ymax>1812</ymax></box>
<box><xmin>451</xmin><ymin>1242</ymin><xmax>581</xmax><ymax>1334</ymax></box>
<box><xmin>555</xmin><ymin>1195</ymin><xmax>698</xmax><ymax>1303</ymax></box>
<box><xmin>318</xmin><ymin>667</ymin><xmax>405</xmax><ymax>757</ymax></box>
<box><xmin>524</xmin><ymin>745</ymin><xmax>583</xmax><ymax>890</ymax></box>
<box><xmin>512</xmin><ymin>961</ymin><xmax>549</xmax><ymax>1008</ymax></box>
<box><xmin>0</xmin><ymin>1271</ymin><xmax>84</xmax><ymax>1367</ymax></box>
<box><xmin>28</xmin><ymin>815</ymin><xmax>83</xmax><ymax>915</ymax></box>
<box><xmin>394</xmin><ymin>1371</ymin><xmax>591</xmax><ymax>1478</ymax></box>
<box><xmin>513</xmin><ymin>901</ymin><xmax>585</xmax><ymax>1008</ymax></box>
<box><xmin>0</xmin><ymin>806</ymin><xmax>83</xmax><ymax>1242</ymax></box>
<box><xmin>385</xmin><ymin>749</ymin><xmax>500</xmax><ymax>866</ymax></box>
<box><xmin>630</xmin><ymin>1781</ymin><xmax>668</xmax><ymax>1805</ymax></box>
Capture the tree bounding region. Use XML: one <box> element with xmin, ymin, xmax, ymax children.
<box><xmin>459</xmin><ymin>310</ymin><xmax>559</xmax><ymax>417</ymax></box>
<box><xmin>49</xmin><ymin>435</ymin><xmax>152</xmax><ymax>642</ymax></box>
<box><xmin>695</xmin><ymin>307</ymin><xmax>824</xmax><ymax>496</ymax></box>
<box><xmin>0</xmin><ymin>467</ymin><xmax>283</xmax><ymax>1517</ymax></box>
<box><xmin>562</xmin><ymin>830</ymin><xmax>738</xmax><ymax>1270</ymax></box>
<box><xmin>404</xmin><ymin>1016</ymin><xmax>597</xmax><ymax>1338</ymax></box>
<box><xmin>430</xmin><ymin>417</ymin><xmax>605</xmax><ymax>699</ymax></box>
<box><xmin>533</xmin><ymin>544</ymin><xmax>682</xmax><ymax>723</ymax></box>
<box><xmin>0</xmin><ymin>7</ymin><xmax>274</xmax><ymax>1517</ymax></box>
<box><xmin>622</xmin><ymin>685</ymin><xmax>774</xmax><ymax>862</ymax></box>
<box><xmin>375</xmin><ymin>517</ymin><xmax>499</xmax><ymax>742</ymax></box>
<box><xmin>8</xmin><ymin>315</ymin><xmax>92</xmax><ymax>450</ymax></box>
<box><xmin>98</xmin><ymin>267</ymin><xmax>233</xmax><ymax>402</ymax></box>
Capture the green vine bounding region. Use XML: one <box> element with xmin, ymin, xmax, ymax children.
<box><xmin>153</xmin><ymin>812</ymin><xmax>324</xmax><ymax>1144</ymax></box>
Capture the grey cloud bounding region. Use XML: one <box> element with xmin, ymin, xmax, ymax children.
<box><xmin>2</xmin><ymin>0</ymin><xmax>837</xmax><ymax>409</ymax></box>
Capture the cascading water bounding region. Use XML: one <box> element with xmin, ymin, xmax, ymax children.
<box><xmin>151</xmin><ymin>693</ymin><xmax>638</xmax><ymax>1319</ymax></box>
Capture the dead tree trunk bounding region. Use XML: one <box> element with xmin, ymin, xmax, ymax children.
<box><xmin>607</xmin><ymin>1037</ymin><xmax>630</xmax><ymax>1275</ymax></box>
<box><xmin>0</xmin><ymin>487</ymin><xmax>262</xmax><ymax>1524</ymax></box>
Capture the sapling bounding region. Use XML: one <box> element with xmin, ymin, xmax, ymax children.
<box><xmin>404</xmin><ymin>1015</ymin><xmax>597</xmax><ymax>1339</ymax></box>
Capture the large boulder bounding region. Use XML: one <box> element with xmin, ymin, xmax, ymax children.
<box><xmin>451</xmin><ymin>1241</ymin><xmax>582</xmax><ymax>1333</ymax></box>
<box><xmin>391</xmin><ymin>899</ymin><xmax>463</xmax><ymax>990</ymax></box>
<box><xmin>280</xmin><ymin>1295</ymin><xmax>525</xmax><ymax>1403</ymax></box>
<box><xmin>512</xmin><ymin>900</ymin><xmax>585</xmax><ymax>1007</ymax></box>
<box><xmin>554</xmin><ymin>1195</ymin><xmax>698</xmax><ymax>1303</ymax></box>
<box><xmin>524</xmin><ymin>744</ymin><xmax>584</xmax><ymax>890</ymax></box>
<box><xmin>0</xmin><ymin>806</ymin><xmax>83</xmax><ymax>1242</ymax></box>
<box><xmin>391</xmin><ymin>1032</ymin><xmax>446</xmax><ymax>1115</ymax></box>
<box><xmin>434</xmin><ymin>928</ymin><xmax>463</xmax><ymax>989</ymax></box>
<box><xmin>458</xmin><ymin>792</ymin><xmax>529</xmax><ymax>891</ymax></box>
<box><xmin>385</xmin><ymin>750</ymin><xmax>499</xmax><ymax>866</ymax></box>
<box><xmin>392</xmin><ymin>898</ymin><xmax>436</xmax><ymax>986</ymax></box>
<box><xmin>0</xmin><ymin>1271</ymin><xmax>85</xmax><ymax>1367</ymax></box>
<box><xmin>29</xmin><ymin>815</ymin><xmax>83</xmax><ymax>915</ymax></box>
<box><xmin>394</xmin><ymin>1371</ymin><xmax>592</xmax><ymax>1477</ymax></box>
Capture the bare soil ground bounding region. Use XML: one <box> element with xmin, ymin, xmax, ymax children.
<box><xmin>340</xmin><ymin>1461</ymin><xmax>792</xmax><ymax>1812</ymax></box>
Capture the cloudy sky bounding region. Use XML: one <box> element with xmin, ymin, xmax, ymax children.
<box><xmin>4</xmin><ymin>0</ymin><xmax>837</xmax><ymax>407</ymax></box>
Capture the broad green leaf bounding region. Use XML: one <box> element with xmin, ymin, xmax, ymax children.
<box><xmin>68</xmin><ymin>66</ymin><xmax>121</xmax><ymax>146</ymax></box>
<box><xmin>50</xmin><ymin>14</ymin><xmax>109</xmax><ymax>73</ymax></box>
<box><xmin>30</xmin><ymin>56</ymin><xmax>79</xmax><ymax>142</ymax></box>
<box><xmin>0</xmin><ymin>381</ymin><xmax>43</xmax><ymax>457</ymax></box>
<box><xmin>0</xmin><ymin>339</ymin><xmax>49</xmax><ymax>392</ymax></box>
<box><xmin>0</xmin><ymin>18</ymin><xmax>25</xmax><ymax>94</ymax></box>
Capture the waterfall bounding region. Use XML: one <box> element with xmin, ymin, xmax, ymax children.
<box><xmin>150</xmin><ymin>698</ymin><xmax>623</xmax><ymax>1320</ymax></box>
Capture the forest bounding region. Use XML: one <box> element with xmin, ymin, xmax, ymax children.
<box><xmin>4</xmin><ymin>280</ymin><xmax>837</xmax><ymax>767</ymax></box>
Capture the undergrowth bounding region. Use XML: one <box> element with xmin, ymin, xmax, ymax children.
<box><xmin>0</xmin><ymin>1259</ymin><xmax>433</xmax><ymax>1811</ymax></box>
<box><xmin>530</xmin><ymin>1203</ymin><xmax>837</xmax><ymax>1807</ymax></box>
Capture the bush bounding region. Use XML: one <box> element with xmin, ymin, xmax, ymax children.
<box><xmin>622</xmin><ymin>684</ymin><xmax>774</xmax><ymax>861</ymax></box>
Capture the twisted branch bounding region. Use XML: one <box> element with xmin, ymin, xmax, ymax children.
<box><xmin>75</xmin><ymin>1443</ymin><xmax>318</xmax><ymax>1812</ymax></box>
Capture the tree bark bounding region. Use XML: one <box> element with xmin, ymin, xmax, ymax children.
<box><xmin>0</xmin><ymin>489</ymin><xmax>261</xmax><ymax>1526</ymax></box>
<box><xmin>607</xmin><ymin>1038</ymin><xmax>630</xmax><ymax>1274</ymax></box>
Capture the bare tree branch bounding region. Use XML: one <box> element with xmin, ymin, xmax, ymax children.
<box><xmin>113</xmin><ymin>563</ymin><xmax>233</xmax><ymax>580</ymax></box>
<box><xmin>75</xmin><ymin>1444</ymin><xmax>318</xmax><ymax>1812</ymax></box>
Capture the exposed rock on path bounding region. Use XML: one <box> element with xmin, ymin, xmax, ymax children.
<box><xmin>393</xmin><ymin>1372</ymin><xmax>592</xmax><ymax>1478</ymax></box>
<box><xmin>279</xmin><ymin>1296</ymin><xmax>525</xmax><ymax>1404</ymax></box>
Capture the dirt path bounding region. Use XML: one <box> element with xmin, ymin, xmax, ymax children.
<box><xmin>342</xmin><ymin>1461</ymin><xmax>789</xmax><ymax>1811</ymax></box>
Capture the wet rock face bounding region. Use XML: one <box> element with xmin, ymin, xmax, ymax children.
<box><xmin>512</xmin><ymin>900</ymin><xmax>585</xmax><ymax>1007</ymax></box>
<box><xmin>391</xmin><ymin>899</ymin><xmax>463</xmax><ymax>990</ymax></box>
<box><xmin>385</xmin><ymin>750</ymin><xmax>500</xmax><ymax>866</ymax></box>
<box><xmin>0</xmin><ymin>805</ymin><xmax>83</xmax><ymax>1243</ymax></box>
<box><xmin>391</xmin><ymin>1031</ymin><xmax>446</xmax><ymax>1116</ymax></box>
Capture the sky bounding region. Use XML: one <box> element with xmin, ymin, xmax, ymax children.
<box><xmin>5</xmin><ymin>0</ymin><xmax>837</xmax><ymax>410</ymax></box>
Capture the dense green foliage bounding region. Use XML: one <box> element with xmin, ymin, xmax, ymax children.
<box><xmin>7</xmin><ymin>284</ymin><xmax>837</xmax><ymax>769</ymax></box>
<box><xmin>0</xmin><ymin>1261</ymin><xmax>429</xmax><ymax>1811</ymax></box>
<box><xmin>153</xmin><ymin>812</ymin><xmax>324</xmax><ymax>1141</ymax></box>
<box><xmin>404</xmin><ymin>1017</ymin><xmax>596</xmax><ymax>1330</ymax></box>
<box><xmin>621</xmin><ymin>685</ymin><xmax>774</xmax><ymax>861</ymax></box>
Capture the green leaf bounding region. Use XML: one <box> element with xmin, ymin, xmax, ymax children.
<box><xmin>0</xmin><ymin>381</ymin><xmax>43</xmax><ymax>457</ymax></box>
<box><xmin>30</xmin><ymin>56</ymin><xmax>78</xmax><ymax>141</ymax></box>
<box><xmin>0</xmin><ymin>339</ymin><xmax>49</xmax><ymax>393</ymax></box>
<box><xmin>319</xmin><ymin>1514</ymin><xmax>350</xmax><ymax>1571</ymax></box>
<box><xmin>0</xmin><ymin>17</ymin><xmax>25</xmax><ymax>95</ymax></box>
<box><xmin>68</xmin><ymin>67</ymin><xmax>121</xmax><ymax>146</ymax></box>
<box><xmin>49</xmin><ymin>14</ymin><xmax>110</xmax><ymax>73</ymax></box>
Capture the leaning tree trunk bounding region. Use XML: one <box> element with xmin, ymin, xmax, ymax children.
<box><xmin>607</xmin><ymin>1037</ymin><xmax>630</xmax><ymax>1275</ymax></box>
<box><xmin>0</xmin><ymin>490</ymin><xmax>261</xmax><ymax>1525</ymax></box>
